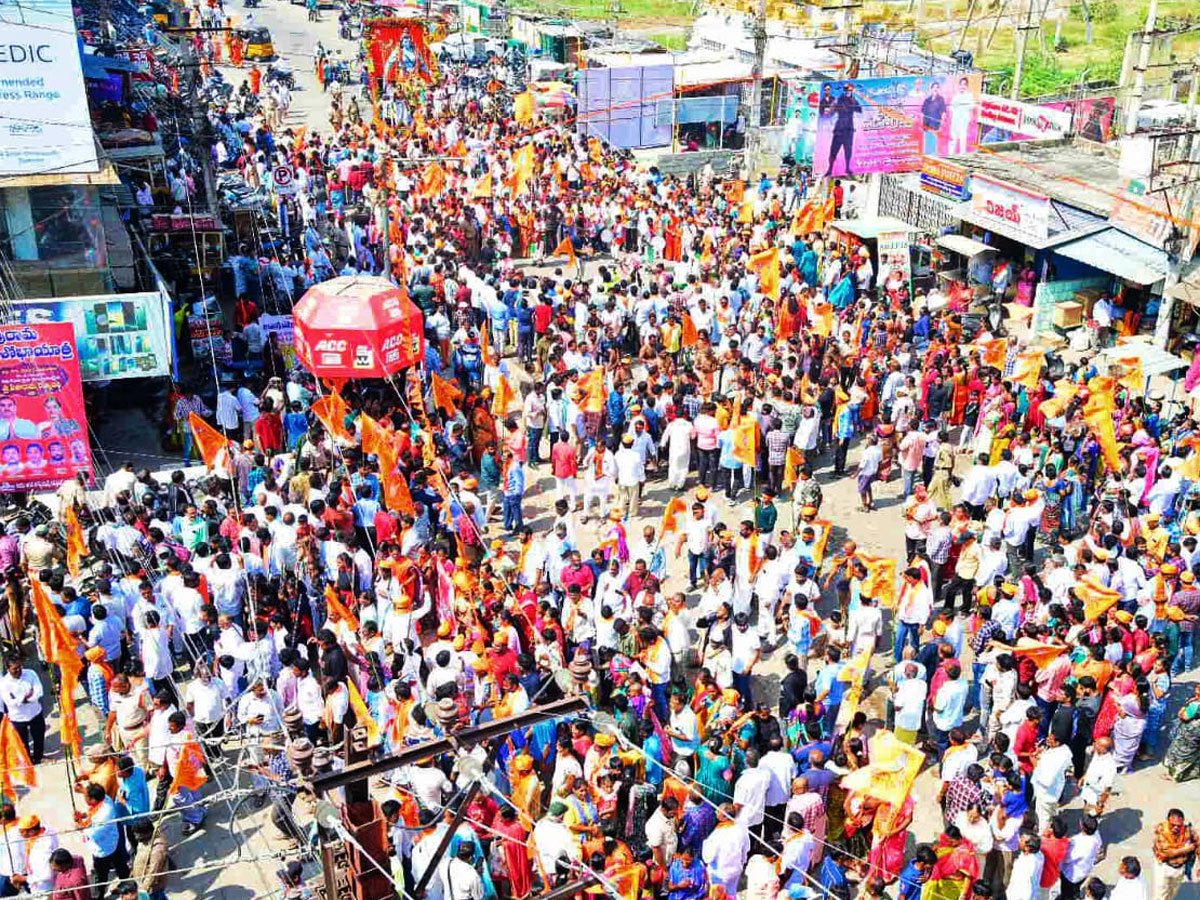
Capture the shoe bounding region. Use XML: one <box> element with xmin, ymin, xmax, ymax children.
<box><xmin>182</xmin><ymin>823</ymin><xmax>201</xmax><ymax>836</ymax></box>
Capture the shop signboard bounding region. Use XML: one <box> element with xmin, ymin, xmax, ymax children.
<box><xmin>8</xmin><ymin>292</ymin><xmax>174</xmax><ymax>382</ymax></box>
<box><xmin>0</xmin><ymin>323</ymin><xmax>94</xmax><ymax>492</ymax></box>
<box><xmin>968</xmin><ymin>174</ymin><xmax>1051</xmax><ymax>246</ymax></box>
<box><xmin>920</xmin><ymin>157</ymin><xmax>970</xmax><ymax>200</ymax></box>
<box><xmin>977</xmin><ymin>95</ymin><xmax>1070</xmax><ymax>139</ymax></box>
<box><xmin>0</xmin><ymin>0</ymin><xmax>98</xmax><ymax>175</ymax></box>
<box><xmin>813</xmin><ymin>73</ymin><xmax>983</xmax><ymax>177</ymax></box>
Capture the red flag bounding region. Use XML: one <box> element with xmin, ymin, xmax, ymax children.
<box><xmin>188</xmin><ymin>413</ymin><xmax>231</xmax><ymax>470</ymax></box>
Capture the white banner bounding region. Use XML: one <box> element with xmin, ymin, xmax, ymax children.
<box><xmin>978</xmin><ymin>95</ymin><xmax>1071</xmax><ymax>140</ymax></box>
<box><xmin>969</xmin><ymin>174</ymin><xmax>1052</xmax><ymax>245</ymax></box>
<box><xmin>0</xmin><ymin>0</ymin><xmax>98</xmax><ymax>176</ymax></box>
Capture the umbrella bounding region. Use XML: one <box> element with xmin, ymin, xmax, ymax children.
<box><xmin>293</xmin><ymin>276</ymin><xmax>426</xmax><ymax>379</ymax></box>
<box><xmin>532</xmin><ymin>81</ymin><xmax>575</xmax><ymax>109</ymax></box>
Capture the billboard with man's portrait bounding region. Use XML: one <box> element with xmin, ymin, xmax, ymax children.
<box><xmin>0</xmin><ymin>323</ymin><xmax>94</xmax><ymax>492</ymax></box>
<box><xmin>814</xmin><ymin>74</ymin><xmax>983</xmax><ymax>178</ymax></box>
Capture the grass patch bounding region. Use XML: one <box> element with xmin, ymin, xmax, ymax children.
<box><xmin>509</xmin><ymin>0</ymin><xmax>695</xmax><ymax>23</ymax></box>
<box><xmin>644</xmin><ymin>29</ymin><xmax>689</xmax><ymax>48</ymax></box>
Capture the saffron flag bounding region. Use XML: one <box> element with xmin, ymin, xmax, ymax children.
<box><xmin>359</xmin><ymin>413</ymin><xmax>391</xmax><ymax>459</ymax></box>
<box><xmin>420</xmin><ymin>162</ymin><xmax>447</xmax><ymax>198</ymax></box>
<box><xmin>1076</xmin><ymin>576</ymin><xmax>1122</xmax><ymax>622</ymax></box>
<box><xmin>32</xmin><ymin>579</ymin><xmax>84</xmax><ymax>758</ymax></box>
<box><xmin>553</xmin><ymin>235</ymin><xmax>577</xmax><ymax>266</ymax></box>
<box><xmin>724</xmin><ymin>180</ymin><xmax>745</xmax><ymax>207</ymax></box>
<box><xmin>792</xmin><ymin>200</ymin><xmax>820</xmax><ymax>235</ymax></box>
<box><xmin>0</xmin><ymin>715</ymin><xmax>36</xmax><ymax>796</ymax></box>
<box><xmin>60</xmin><ymin>667</ymin><xmax>82</xmax><ymax>758</ymax></box>
<box><xmin>430</xmin><ymin>372</ymin><xmax>463</xmax><ymax>417</ymax></box>
<box><xmin>169</xmin><ymin>737</ymin><xmax>209</xmax><ymax>794</ymax></box>
<box><xmin>384</xmin><ymin>462</ymin><xmax>415</xmax><ymax>516</ymax></box>
<box><xmin>1010</xmin><ymin>350</ymin><xmax>1044</xmax><ymax>392</ymax></box>
<box><xmin>577</xmin><ymin>368</ymin><xmax>606</xmax><ymax>414</ymax></box>
<box><xmin>492</xmin><ymin>374</ymin><xmax>516</xmax><ymax>417</ymax></box>
<box><xmin>838</xmin><ymin>729</ymin><xmax>925</xmax><ymax>808</ymax></box>
<box><xmin>659</xmin><ymin>497</ymin><xmax>688</xmax><ymax>537</ymax></box>
<box><xmin>65</xmin><ymin>505</ymin><xmax>87</xmax><ymax>579</ymax></box>
<box><xmin>681</xmin><ymin>314</ymin><xmax>700</xmax><ymax>348</ymax></box>
<box><xmin>858</xmin><ymin>554</ymin><xmax>898</xmax><ymax>609</ymax></box>
<box><xmin>188</xmin><ymin>413</ymin><xmax>230</xmax><ymax>471</ymax></box>
<box><xmin>811</xmin><ymin>519</ymin><xmax>834</xmax><ymax>566</ymax></box>
<box><xmin>810</xmin><ymin>300</ymin><xmax>834</xmax><ymax>337</ymax></box>
<box><xmin>748</xmin><ymin>248</ymin><xmax>781</xmax><ymax>300</ymax></box>
<box><xmin>514</xmin><ymin>90</ymin><xmax>535</xmax><ymax>125</ymax></box>
<box><xmin>737</xmin><ymin>195</ymin><xmax>755</xmax><ymax>224</ymax></box>
<box><xmin>472</xmin><ymin>174</ymin><xmax>493</xmax><ymax>199</ymax></box>
<box><xmin>820</xmin><ymin>195</ymin><xmax>836</xmax><ymax>228</ymax></box>
<box><xmin>480</xmin><ymin>321</ymin><xmax>493</xmax><ymax>365</ymax></box>
<box><xmin>311</xmin><ymin>391</ymin><xmax>353</xmax><ymax>443</ymax></box>
<box><xmin>1115</xmin><ymin>356</ymin><xmax>1146</xmax><ymax>395</ymax></box>
<box><xmin>324</xmin><ymin>584</ymin><xmax>360</xmax><ymax>633</ymax></box>
<box><xmin>731</xmin><ymin>420</ymin><xmax>758</xmax><ymax>467</ymax></box>
<box><xmin>348</xmin><ymin>680</ymin><xmax>382</xmax><ymax>746</ymax></box>
<box><xmin>1039</xmin><ymin>380</ymin><xmax>1083</xmax><ymax>419</ymax></box>
<box><xmin>977</xmin><ymin>337</ymin><xmax>1008</xmax><ymax>370</ymax></box>
<box><xmin>1083</xmin><ymin>405</ymin><xmax>1122</xmax><ymax>471</ymax></box>
<box><xmin>1012</xmin><ymin>640</ymin><xmax>1067</xmax><ymax>669</ymax></box>
<box><xmin>510</xmin><ymin>144</ymin><xmax>535</xmax><ymax>196</ymax></box>
<box><xmin>782</xmin><ymin>447</ymin><xmax>806</xmax><ymax>492</ymax></box>
<box><xmin>1083</xmin><ymin>376</ymin><xmax>1118</xmax><ymax>416</ymax></box>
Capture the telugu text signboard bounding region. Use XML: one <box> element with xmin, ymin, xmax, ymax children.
<box><xmin>968</xmin><ymin>174</ymin><xmax>1052</xmax><ymax>246</ymax></box>
<box><xmin>0</xmin><ymin>323</ymin><xmax>94</xmax><ymax>492</ymax></box>
<box><xmin>920</xmin><ymin>157</ymin><xmax>970</xmax><ymax>200</ymax></box>
<box><xmin>813</xmin><ymin>74</ymin><xmax>983</xmax><ymax>178</ymax></box>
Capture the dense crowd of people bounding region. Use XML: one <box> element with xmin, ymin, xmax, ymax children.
<box><xmin>6</xmin><ymin>5</ymin><xmax>1200</xmax><ymax>900</ymax></box>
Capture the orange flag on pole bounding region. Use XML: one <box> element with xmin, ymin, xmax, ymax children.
<box><xmin>169</xmin><ymin>737</ymin><xmax>209</xmax><ymax>794</ymax></box>
<box><xmin>838</xmin><ymin>730</ymin><xmax>924</xmax><ymax>808</ymax></box>
<box><xmin>359</xmin><ymin>413</ymin><xmax>391</xmax><ymax>459</ymax></box>
<box><xmin>681</xmin><ymin>314</ymin><xmax>700</xmax><ymax>348</ymax></box>
<box><xmin>977</xmin><ymin>337</ymin><xmax>1008</xmax><ymax>370</ymax></box>
<box><xmin>553</xmin><ymin>235</ymin><xmax>577</xmax><ymax>266</ymax></box>
<box><xmin>420</xmin><ymin>162</ymin><xmax>447</xmax><ymax>197</ymax></box>
<box><xmin>1010</xmin><ymin>350</ymin><xmax>1045</xmax><ymax>392</ymax></box>
<box><xmin>1084</xmin><ymin>404</ymin><xmax>1123</xmax><ymax>471</ymax></box>
<box><xmin>810</xmin><ymin>300</ymin><xmax>835</xmax><ymax>337</ymax></box>
<box><xmin>311</xmin><ymin>391</ymin><xmax>353</xmax><ymax>443</ymax></box>
<box><xmin>748</xmin><ymin>248</ymin><xmax>781</xmax><ymax>300</ymax></box>
<box><xmin>1115</xmin><ymin>357</ymin><xmax>1146</xmax><ymax>395</ymax></box>
<box><xmin>659</xmin><ymin>497</ymin><xmax>688</xmax><ymax>536</ymax></box>
<box><xmin>29</xmin><ymin>580</ymin><xmax>82</xmax><ymax>757</ymax></box>
<box><xmin>509</xmin><ymin>144</ymin><xmax>535</xmax><ymax>196</ymax></box>
<box><xmin>65</xmin><ymin>505</ymin><xmax>88</xmax><ymax>578</ymax></box>
<box><xmin>384</xmin><ymin>468</ymin><xmax>416</xmax><ymax>516</ymax></box>
<box><xmin>492</xmin><ymin>374</ymin><xmax>516</xmax><ymax>417</ymax></box>
<box><xmin>1039</xmin><ymin>379</ymin><xmax>1082</xmax><ymax>419</ymax></box>
<box><xmin>792</xmin><ymin>199</ymin><xmax>820</xmax><ymax>235</ymax></box>
<box><xmin>1012</xmin><ymin>640</ymin><xmax>1067</xmax><ymax>669</ymax></box>
<box><xmin>348</xmin><ymin>680</ymin><xmax>382</xmax><ymax>746</ymax></box>
<box><xmin>731</xmin><ymin>420</ymin><xmax>759</xmax><ymax>467</ymax></box>
<box><xmin>188</xmin><ymin>413</ymin><xmax>231</xmax><ymax>471</ymax></box>
<box><xmin>858</xmin><ymin>554</ymin><xmax>898</xmax><ymax>608</ymax></box>
<box><xmin>577</xmin><ymin>368</ymin><xmax>605</xmax><ymax>414</ymax></box>
<box><xmin>1076</xmin><ymin>576</ymin><xmax>1122</xmax><ymax>622</ymax></box>
<box><xmin>472</xmin><ymin>174</ymin><xmax>493</xmax><ymax>199</ymax></box>
<box><xmin>783</xmin><ymin>447</ymin><xmax>806</xmax><ymax>491</ymax></box>
<box><xmin>324</xmin><ymin>584</ymin><xmax>360</xmax><ymax>633</ymax></box>
<box><xmin>738</xmin><ymin>195</ymin><xmax>755</xmax><ymax>224</ymax></box>
<box><xmin>430</xmin><ymin>373</ymin><xmax>463</xmax><ymax>417</ymax></box>
<box><xmin>514</xmin><ymin>90</ymin><xmax>535</xmax><ymax>125</ymax></box>
<box><xmin>0</xmin><ymin>715</ymin><xmax>36</xmax><ymax>796</ymax></box>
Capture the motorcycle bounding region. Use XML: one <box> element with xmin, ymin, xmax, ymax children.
<box><xmin>265</xmin><ymin>63</ymin><xmax>294</xmax><ymax>90</ymax></box>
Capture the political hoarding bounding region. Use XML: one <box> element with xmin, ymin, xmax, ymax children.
<box><xmin>0</xmin><ymin>0</ymin><xmax>99</xmax><ymax>176</ymax></box>
<box><xmin>0</xmin><ymin>323</ymin><xmax>94</xmax><ymax>492</ymax></box>
<box><xmin>977</xmin><ymin>95</ymin><xmax>1070</xmax><ymax>140</ymax></box>
<box><xmin>814</xmin><ymin>73</ymin><xmax>983</xmax><ymax>178</ymax></box>
<box><xmin>1044</xmin><ymin>96</ymin><xmax>1117</xmax><ymax>143</ymax></box>
<box><xmin>8</xmin><ymin>292</ymin><xmax>173</xmax><ymax>382</ymax></box>
<box><xmin>784</xmin><ymin>81</ymin><xmax>821</xmax><ymax>164</ymax></box>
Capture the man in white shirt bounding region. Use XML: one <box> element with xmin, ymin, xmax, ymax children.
<box><xmin>847</xmin><ymin>593</ymin><xmax>882</xmax><ymax>656</ymax></box>
<box><xmin>0</xmin><ymin>658</ymin><xmax>45</xmax><ymax>762</ymax></box>
<box><xmin>1111</xmin><ymin>857</ymin><xmax>1150</xmax><ymax>900</ymax></box>
<box><xmin>959</xmin><ymin>454</ymin><xmax>998</xmax><ymax>518</ymax></box>
<box><xmin>761</xmin><ymin>736</ymin><xmax>796</xmax><ymax>840</ymax></box>
<box><xmin>892</xmin><ymin>663</ymin><xmax>928</xmax><ymax>743</ymax></box>
<box><xmin>645</xmin><ymin>796</ymin><xmax>680</xmax><ymax>867</ymax></box>
<box><xmin>732</xmin><ymin>749</ymin><xmax>772</xmax><ymax>835</ymax></box>
<box><xmin>531</xmin><ymin>803</ymin><xmax>580</xmax><ymax>882</ymax></box>
<box><xmin>1031</xmin><ymin>731</ymin><xmax>1074</xmax><ymax>825</ymax></box>
<box><xmin>443</xmin><ymin>841</ymin><xmax>485</xmax><ymax>900</ymax></box>
<box><xmin>1061</xmin><ymin>814</ymin><xmax>1104</xmax><ymax>898</ymax></box>
<box><xmin>894</xmin><ymin>566</ymin><xmax>933</xmax><ymax>662</ymax></box>
<box><xmin>614</xmin><ymin>434</ymin><xmax>646</xmax><ymax>520</ymax></box>
<box><xmin>1080</xmin><ymin>736</ymin><xmax>1117</xmax><ymax>815</ymax></box>
<box><xmin>1008</xmin><ymin>832</ymin><xmax>1045</xmax><ymax>900</ymax></box>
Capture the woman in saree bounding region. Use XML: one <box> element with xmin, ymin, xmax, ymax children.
<box><xmin>1164</xmin><ymin>683</ymin><xmax>1200</xmax><ymax>782</ymax></box>
<box><xmin>470</xmin><ymin>398</ymin><xmax>498</xmax><ymax>466</ymax></box>
<box><xmin>694</xmin><ymin>737</ymin><xmax>733</xmax><ymax>804</ymax></box>
<box><xmin>841</xmin><ymin>789</ymin><xmax>879</xmax><ymax>867</ymax></box>
<box><xmin>1037</xmin><ymin>464</ymin><xmax>1071</xmax><ymax>541</ymax></box>
<box><xmin>866</xmin><ymin>794</ymin><xmax>915</xmax><ymax>883</ymax></box>
<box><xmin>1111</xmin><ymin>683</ymin><xmax>1150</xmax><ymax>772</ymax></box>
<box><xmin>1093</xmin><ymin>660</ymin><xmax>1138</xmax><ymax>739</ymax></box>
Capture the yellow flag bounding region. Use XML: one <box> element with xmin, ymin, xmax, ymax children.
<box><xmin>1010</xmin><ymin>350</ymin><xmax>1044</xmax><ymax>392</ymax></box>
<box><xmin>472</xmin><ymin>174</ymin><xmax>493</xmax><ymax>199</ymax></box>
<box><xmin>514</xmin><ymin>90</ymin><xmax>535</xmax><ymax>124</ymax></box>
<box><xmin>1039</xmin><ymin>379</ymin><xmax>1082</xmax><ymax>419</ymax></box>
<box><xmin>738</xmin><ymin>195</ymin><xmax>755</xmax><ymax>224</ymax></box>
<box><xmin>1115</xmin><ymin>356</ymin><xmax>1145</xmax><ymax>395</ymax></box>
<box><xmin>858</xmin><ymin>554</ymin><xmax>898</xmax><ymax>609</ymax></box>
<box><xmin>839</xmin><ymin>730</ymin><xmax>925</xmax><ymax>808</ymax></box>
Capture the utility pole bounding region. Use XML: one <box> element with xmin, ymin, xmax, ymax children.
<box><xmin>608</xmin><ymin>0</ymin><xmax>621</xmax><ymax>39</ymax></box>
<box><xmin>1123</xmin><ymin>0</ymin><xmax>1159</xmax><ymax>136</ymax></box>
<box><xmin>1010</xmin><ymin>0</ymin><xmax>1037</xmax><ymax>100</ymax></box>
<box><xmin>742</xmin><ymin>0</ymin><xmax>769</xmax><ymax>178</ymax></box>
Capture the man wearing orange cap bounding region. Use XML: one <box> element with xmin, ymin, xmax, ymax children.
<box><xmin>14</xmin><ymin>814</ymin><xmax>58</xmax><ymax>895</ymax></box>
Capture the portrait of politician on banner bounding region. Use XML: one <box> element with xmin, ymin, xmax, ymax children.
<box><xmin>0</xmin><ymin>323</ymin><xmax>94</xmax><ymax>492</ymax></box>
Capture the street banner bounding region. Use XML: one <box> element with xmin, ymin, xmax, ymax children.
<box><xmin>0</xmin><ymin>323</ymin><xmax>94</xmax><ymax>492</ymax></box>
<box><xmin>814</xmin><ymin>74</ymin><xmax>983</xmax><ymax>178</ymax></box>
<box><xmin>1044</xmin><ymin>96</ymin><xmax>1117</xmax><ymax>142</ymax></box>
<box><xmin>9</xmin><ymin>292</ymin><xmax>173</xmax><ymax>381</ymax></box>
<box><xmin>978</xmin><ymin>95</ymin><xmax>1070</xmax><ymax>139</ymax></box>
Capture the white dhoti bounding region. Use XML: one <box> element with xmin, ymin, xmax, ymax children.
<box><xmin>555</xmin><ymin>476</ymin><xmax>578</xmax><ymax>503</ymax></box>
<box><xmin>733</xmin><ymin>576</ymin><xmax>755</xmax><ymax>619</ymax></box>
<box><xmin>584</xmin><ymin>477</ymin><xmax>612</xmax><ymax>513</ymax></box>
<box><xmin>667</xmin><ymin>447</ymin><xmax>691</xmax><ymax>490</ymax></box>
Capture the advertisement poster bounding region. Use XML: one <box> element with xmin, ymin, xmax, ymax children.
<box><xmin>1044</xmin><ymin>97</ymin><xmax>1117</xmax><ymax>142</ymax></box>
<box><xmin>0</xmin><ymin>0</ymin><xmax>99</xmax><ymax>176</ymax></box>
<box><xmin>784</xmin><ymin>81</ymin><xmax>821</xmax><ymax>163</ymax></box>
<box><xmin>0</xmin><ymin>323</ymin><xmax>94</xmax><ymax>492</ymax></box>
<box><xmin>920</xmin><ymin>157</ymin><xmax>970</xmax><ymax>200</ymax></box>
<box><xmin>366</xmin><ymin>19</ymin><xmax>439</xmax><ymax>85</ymax></box>
<box><xmin>978</xmin><ymin>95</ymin><xmax>1070</xmax><ymax>140</ymax></box>
<box><xmin>259</xmin><ymin>314</ymin><xmax>298</xmax><ymax>370</ymax></box>
<box><xmin>9</xmin><ymin>292</ymin><xmax>173</xmax><ymax>382</ymax></box>
<box><xmin>877</xmin><ymin>231</ymin><xmax>912</xmax><ymax>288</ymax></box>
<box><xmin>814</xmin><ymin>74</ymin><xmax>983</xmax><ymax>177</ymax></box>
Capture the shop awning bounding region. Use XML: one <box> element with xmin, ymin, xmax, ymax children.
<box><xmin>936</xmin><ymin>234</ymin><xmax>996</xmax><ymax>258</ymax></box>
<box><xmin>1095</xmin><ymin>340</ymin><xmax>1187</xmax><ymax>379</ymax></box>
<box><xmin>829</xmin><ymin>217</ymin><xmax>916</xmax><ymax>240</ymax></box>
<box><xmin>1053</xmin><ymin>228</ymin><xmax>1170</xmax><ymax>285</ymax></box>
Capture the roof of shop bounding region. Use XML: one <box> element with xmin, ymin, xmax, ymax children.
<box><xmin>1053</xmin><ymin>228</ymin><xmax>1170</xmax><ymax>285</ymax></box>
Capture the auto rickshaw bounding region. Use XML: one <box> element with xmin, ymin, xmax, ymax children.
<box><xmin>236</xmin><ymin>26</ymin><xmax>275</xmax><ymax>62</ymax></box>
